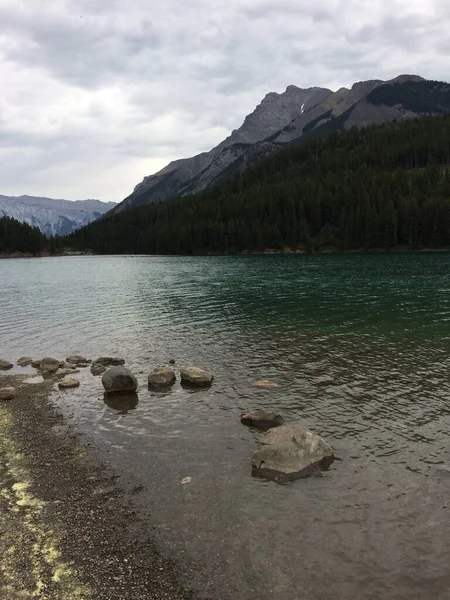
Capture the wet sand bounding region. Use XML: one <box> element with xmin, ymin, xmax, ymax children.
<box><xmin>0</xmin><ymin>374</ymin><xmax>196</xmax><ymax>600</ymax></box>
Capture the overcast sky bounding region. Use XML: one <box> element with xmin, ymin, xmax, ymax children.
<box><xmin>1</xmin><ymin>0</ymin><xmax>449</xmax><ymax>202</ymax></box>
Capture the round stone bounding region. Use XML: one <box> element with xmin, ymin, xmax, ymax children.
<box><xmin>0</xmin><ymin>359</ymin><xmax>13</xmax><ymax>371</ymax></box>
<box><xmin>148</xmin><ymin>368</ymin><xmax>176</xmax><ymax>387</ymax></box>
<box><xmin>58</xmin><ymin>377</ymin><xmax>80</xmax><ymax>389</ymax></box>
<box><xmin>17</xmin><ymin>357</ymin><xmax>33</xmax><ymax>367</ymax></box>
<box><xmin>0</xmin><ymin>387</ymin><xmax>16</xmax><ymax>400</ymax></box>
<box><xmin>180</xmin><ymin>367</ymin><xmax>213</xmax><ymax>387</ymax></box>
<box><xmin>102</xmin><ymin>366</ymin><xmax>138</xmax><ymax>395</ymax></box>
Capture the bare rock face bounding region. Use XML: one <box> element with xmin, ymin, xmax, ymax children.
<box><xmin>102</xmin><ymin>366</ymin><xmax>138</xmax><ymax>395</ymax></box>
<box><xmin>58</xmin><ymin>377</ymin><xmax>80</xmax><ymax>389</ymax></box>
<box><xmin>251</xmin><ymin>425</ymin><xmax>334</xmax><ymax>482</ymax></box>
<box><xmin>40</xmin><ymin>357</ymin><xmax>60</xmax><ymax>374</ymax></box>
<box><xmin>180</xmin><ymin>367</ymin><xmax>213</xmax><ymax>387</ymax></box>
<box><xmin>17</xmin><ymin>357</ymin><xmax>33</xmax><ymax>367</ymax></box>
<box><xmin>0</xmin><ymin>359</ymin><xmax>13</xmax><ymax>370</ymax></box>
<box><xmin>0</xmin><ymin>387</ymin><xmax>16</xmax><ymax>400</ymax></box>
<box><xmin>148</xmin><ymin>368</ymin><xmax>176</xmax><ymax>387</ymax></box>
<box><xmin>241</xmin><ymin>409</ymin><xmax>284</xmax><ymax>429</ymax></box>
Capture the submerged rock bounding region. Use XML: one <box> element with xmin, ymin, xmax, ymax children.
<box><xmin>254</xmin><ymin>379</ymin><xmax>279</xmax><ymax>388</ymax></box>
<box><xmin>66</xmin><ymin>355</ymin><xmax>88</xmax><ymax>365</ymax></box>
<box><xmin>148</xmin><ymin>368</ymin><xmax>176</xmax><ymax>387</ymax></box>
<box><xmin>55</xmin><ymin>368</ymin><xmax>80</xmax><ymax>379</ymax></box>
<box><xmin>40</xmin><ymin>357</ymin><xmax>60</xmax><ymax>373</ymax></box>
<box><xmin>251</xmin><ymin>424</ymin><xmax>334</xmax><ymax>482</ymax></box>
<box><xmin>17</xmin><ymin>356</ymin><xmax>33</xmax><ymax>367</ymax></box>
<box><xmin>0</xmin><ymin>386</ymin><xmax>16</xmax><ymax>400</ymax></box>
<box><xmin>0</xmin><ymin>359</ymin><xmax>13</xmax><ymax>370</ymax></box>
<box><xmin>91</xmin><ymin>362</ymin><xmax>107</xmax><ymax>376</ymax></box>
<box><xmin>102</xmin><ymin>366</ymin><xmax>138</xmax><ymax>395</ymax></box>
<box><xmin>58</xmin><ymin>377</ymin><xmax>80</xmax><ymax>389</ymax></box>
<box><xmin>241</xmin><ymin>409</ymin><xmax>284</xmax><ymax>429</ymax></box>
<box><xmin>180</xmin><ymin>367</ymin><xmax>213</xmax><ymax>387</ymax></box>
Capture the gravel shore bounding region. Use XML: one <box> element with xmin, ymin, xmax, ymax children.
<box><xmin>0</xmin><ymin>374</ymin><xmax>195</xmax><ymax>600</ymax></box>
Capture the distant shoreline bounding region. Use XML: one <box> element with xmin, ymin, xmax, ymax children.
<box><xmin>1</xmin><ymin>247</ymin><xmax>450</xmax><ymax>259</ymax></box>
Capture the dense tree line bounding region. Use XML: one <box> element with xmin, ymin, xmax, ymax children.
<box><xmin>0</xmin><ymin>216</ymin><xmax>50</xmax><ymax>255</ymax></box>
<box><xmin>64</xmin><ymin>115</ymin><xmax>450</xmax><ymax>254</ymax></box>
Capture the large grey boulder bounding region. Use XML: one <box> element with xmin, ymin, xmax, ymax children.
<box><xmin>148</xmin><ymin>368</ymin><xmax>176</xmax><ymax>387</ymax></box>
<box><xmin>0</xmin><ymin>387</ymin><xmax>16</xmax><ymax>400</ymax></box>
<box><xmin>241</xmin><ymin>409</ymin><xmax>284</xmax><ymax>429</ymax></box>
<box><xmin>0</xmin><ymin>359</ymin><xmax>13</xmax><ymax>370</ymax></box>
<box><xmin>102</xmin><ymin>366</ymin><xmax>137</xmax><ymax>395</ymax></box>
<box><xmin>40</xmin><ymin>357</ymin><xmax>60</xmax><ymax>373</ymax></box>
<box><xmin>17</xmin><ymin>357</ymin><xmax>33</xmax><ymax>367</ymax></box>
<box><xmin>251</xmin><ymin>424</ymin><xmax>334</xmax><ymax>482</ymax></box>
<box><xmin>180</xmin><ymin>367</ymin><xmax>213</xmax><ymax>387</ymax></box>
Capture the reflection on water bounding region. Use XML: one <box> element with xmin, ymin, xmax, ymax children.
<box><xmin>1</xmin><ymin>254</ymin><xmax>450</xmax><ymax>599</ymax></box>
<box><xmin>104</xmin><ymin>392</ymin><xmax>139</xmax><ymax>414</ymax></box>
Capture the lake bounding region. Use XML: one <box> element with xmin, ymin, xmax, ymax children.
<box><xmin>1</xmin><ymin>253</ymin><xmax>450</xmax><ymax>599</ymax></box>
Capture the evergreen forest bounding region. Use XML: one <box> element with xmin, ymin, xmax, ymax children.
<box><xmin>57</xmin><ymin>115</ymin><xmax>450</xmax><ymax>254</ymax></box>
<box><xmin>0</xmin><ymin>216</ymin><xmax>50</xmax><ymax>255</ymax></box>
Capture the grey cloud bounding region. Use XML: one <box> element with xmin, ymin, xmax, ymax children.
<box><xmin>0</xmin><ymin>0</ymin><xmax>449</xmax><ymax>201</ymax></box>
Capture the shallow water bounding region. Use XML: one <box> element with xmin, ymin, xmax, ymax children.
<box><xmin>1</xmin><ymin>254</ymin><xmax>450</xmax><ymax>599</ymax></box>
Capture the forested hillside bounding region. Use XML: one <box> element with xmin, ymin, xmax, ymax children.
<box><xmin>0</xmin><ymin>216</ymin><xmax>50</xmax><ymax>255</ymax></box>
<box><xmin>64</xmin><ymin>115</ymin><xmax>450</xmax><ymax>254</ymax></box>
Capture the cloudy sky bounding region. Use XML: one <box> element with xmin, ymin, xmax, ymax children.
<box><xmin>1</xmin><ymin>0</ymin><xmax>449</xmax><ymax>202</ymax></box>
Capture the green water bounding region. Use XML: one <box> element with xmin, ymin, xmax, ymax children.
<box><xmin>1</xmin><ymin>253</ymin><xmax>450</xmax><ymax>599</ymax></box>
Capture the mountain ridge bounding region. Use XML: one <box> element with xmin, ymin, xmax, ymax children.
<box><xmin>0</xmin><ymin>195</ymin><xmax>117</xmax><ymax>237</ymax></box>
<box><xmin>110</xmin><ymin>74</ymin><xmax>448</xmax><ymax>215</ymax></box>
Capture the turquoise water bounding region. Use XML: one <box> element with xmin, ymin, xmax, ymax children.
<box><xmin>1</xmin><ymin>253</ymin><xmax>450</xmax><ymax>599</ymax></box>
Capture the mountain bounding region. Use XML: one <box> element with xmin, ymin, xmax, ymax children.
<box><xmin>111</xmin><ymin>74</ymin><xmax>450</xmax><ymax>214</ymax></box>
<box><xmin>64</xmin><ymin>114</ymin><xmax>450</xmax><ymax>255</ymax></box>
<box><xmin>0</xmin><ymin>195</ymin><xmax>117</xmax><ymax>237</ymax></box>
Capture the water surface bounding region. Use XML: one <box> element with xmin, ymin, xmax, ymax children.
<box><xmin>1</xmin><ymin>254</ymin><xmax>450</xmax><ymax>599</ymax></box>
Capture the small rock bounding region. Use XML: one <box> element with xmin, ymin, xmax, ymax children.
<box><xmin>55</xmin><ymin>368</ymin><xmax>80</xmax><ymax>379</ymax></box>
<box><xmin>90</xmin><ymin>362</ymin><xmax>107</xmax><ymax>376</ymax></box>
<box><xmin>148</xmin><ymin>368</ymin><xmax>176</xmax><ymax>387</ymax></box>
<box><xmin>0</xmin><ymin>387</ymin><xmax>16</xmax><ymax>400</ymax></box>
<box><xmin>180</xmin><ymin>367</ymin><xmax>213</xmax><ymax>387</ymax></box>
<box><xmin>66</xmin><ymin>355</ymin><xmax>88</xmax><ymax>365</ymax></box>
<box><xmin>241</xmin><ymin>409</ymin><xmax>284</xmax><ymax>429</ymax></box>
<box><xmin>251</xmin><ymin>424</ymin><xmax>334</xmax><ymax>482</ymax></box>
<box><xmin>40</xmin><ymin>357</ymin><xmax>60</xmax><ymax>374</ymax></box>
<box><xmin>58</xmin><ymin>377</ymin><xmax>80</xmax><ymax>389</ymax></box>
<box><xmin>31</xmin><ymin>359</ymin><xmax>41</xmax><ymax>368</ymax></box>
<box><xmin>102</xmin><ymin>366</ymin><xmax>138</xmax><ymax>395</ymax></box>
<box><xmin>169</xmin><ymin>359</ymin><xmax>176</xmax><ymax>365</ymax></box>
<box><xmin>181</xmin><ymin>477</ymin><xmax>192</xmax><ymax>485</ymax></box>
<box><xmin>254</xmin><ymin>379</ymin><xmax>279</xmax><ymax>388</ymax></box>
<box><xmin>77</xmin><ymin>362</ymin><xmax>89</xmax><ymax>368</ymax></box>
<box><xmin>111</xmin><ymin>357</ymin><xmax>125</xmax><ymax>366</ymax></box>
<box><xmin>58</xmin><ymin>377</ymin><xmax>80</xmax><ymax>390</ymax></box>
<box><xmin>0</xmin><ymin>359</ymin><xmax>13</xmax><ymax>371</ymax></box>
<box><xmin>91</xmin><ymin>356</ymin><xmax>125</xmax><ymax>375</ymax></box>
<box><xmin>17</xmin><ymin>357</ymin><xmax>33</xmax><ymax>367</ymax></box>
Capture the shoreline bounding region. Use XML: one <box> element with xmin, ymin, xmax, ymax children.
<box><xmin>0</xmin><ymin>374</ymin><xmax>195</xmax><ymax>600</ymax></box>
<box><xmin>1</xmin><ymin>247</ymin><xmax>450</xmax><ymax>259</ymax></box>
